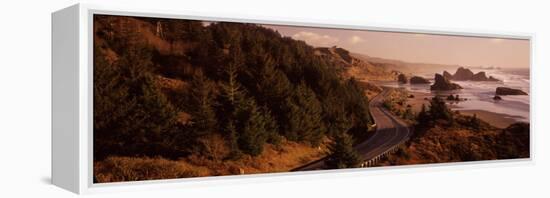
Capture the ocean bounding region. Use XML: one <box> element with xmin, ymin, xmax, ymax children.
<box><xmin>375</xmin><ymin>68</ymin><xmax>530</xmax><ymax>123</ymax></box>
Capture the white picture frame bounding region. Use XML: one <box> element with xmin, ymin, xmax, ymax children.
<box><xmin>52</xmin><ymin>3</ymin><xmax>534</xmax><ymax>194</ymax></box>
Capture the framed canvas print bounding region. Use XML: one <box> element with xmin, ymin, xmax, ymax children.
<box><xmin>52</xmin><ymin>4</ymin><xmax>533</xmax><ymax>194</ymax></box>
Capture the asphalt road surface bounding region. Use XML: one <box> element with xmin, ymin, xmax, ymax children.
<box><xmin>295</xmin><ymin>88</ymin><xmax>411</xmax><ymax>171</ymax></box>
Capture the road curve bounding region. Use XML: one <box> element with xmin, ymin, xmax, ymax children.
<box><xmin>294</xmin><ymin>88</ymin><xmax>411</xmax><ymax>171</ymax></box>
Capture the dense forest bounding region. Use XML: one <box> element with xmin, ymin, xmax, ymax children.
<box><xmin>93</xmin><ymin>15</ymin><xmax>372</xmax><ymax>167</ymax></box>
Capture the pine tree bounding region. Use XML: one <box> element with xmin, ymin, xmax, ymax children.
<box><xmin>417</xmin><ymin>104</ymin><xmax>430</xmax><ymax>126</ymax></box>
<box><xmin>187</xmin><ymin>69</ymin><xmax>216</xmax><ymax>136</ymax></box>
<box><xmin>281</xmin><ymin>82</ymin><xmax>324</xmax><ymax>145</ymax></box>
<box><xmin>234</xmin><ymin>96</ymin><xmax>269</xmax><ymax>156</ymax></box>
<box><xmin>429</xmin><ymin>96</ymin><xmax>453</xmax><ymax>123</ymax></box>
<box><xmin>253</xmin><ymin>56</ymin><xmax>292</xmax><ymax>105</ymax></box>
<box><xmin>248</xmin><ymin>55</ymin><xmax>292</xmax><ymax>140</ymax></box>
<box><xmin>219</xmin><ymin>53</ymin><xmax>243</xmax><ymax>104</ymax></box>
<box><xmin>216</xmin><ymin>47</ymin><xmax>272</xmax><ymax>156</ymax></box>
<box><xmin>344</xmin><ymin>78</ymin><xmax>372</xmax><ymax>128</ymax></box>
<box><xmin>217</xmin><ymin>52</ymin><xmax>245</xmax><ymax>157</ymax></box>
<box><xmin>324</xmin><ymin>95</ymin><xmax>353</xmax><ymax>138</ymax></box>
<box><xmin>93</xmin><ymin>46</ymin><xmax>134</xmax><ymax>133</ymax></box>
<box><xmin>261</xmin><ymin>106</ymin><xmax>281</xmax><ymax>145</ymax></box>
<box><xmin>93</xmin><ymin>44</ymin><xmax>178</xmax><ymax>158</ymax></box>
<box><xmin>224</xmin><ymin>120</ymin><xmax>242</xmax><ymax>159</ymax></box>
<box><xmin>470</xmin><ymin>114</ymin><xmax>481</xmax><ymax>130</ymax></box>
<box><xmin>403</xmin><ymin>105</ymin><xmax>414</xmax><ymax>120</ymax></box>
<box><xmin>325</xmin><ymin>133</ymin><xmax>361</xmax><ymax>169</ymax></box>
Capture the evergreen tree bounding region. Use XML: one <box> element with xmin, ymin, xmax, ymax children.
<box><xmin>93</xmin><ymin>44</ymin><xmax>178</xmax><ymax>158</ymax></box>
<box><xmin>325</xmin><ymin>133</ymin><xmax>361</xmax><ymax>169</ymax></box>
<box><xmin>323</xmin><ymin>93</ymin><xmax>353</xmax><ymax>137</ymax></box>
<box><xmin>216</xmin><ymin>47</ymin><xmax>272</xmax><ymax>156</ymax></box>
<box><xmin>261</xmin><ymin>106</ymin><xmax>282</xmax><ymax>145</ymax></box>
<box><xmin>224</xmin><ymin>120</ymin><xmax>242</xmax><ymax>159</ymax></box>
<box><xmin>281</xmin><ymin>82</ymin><xmax>325</xmax><ymax>145</ymax></box>
<box><xmin>247</xmin><ymin>55</ymin><xmax>292</xmax><ymax>140</ymax></box>
<box><xmin>252</xmin><ymin>55</ymin><xmax>292</xmax><ymax>105</ymax></box>
<box><xmin>417</xmin><ymin>104</ymin><xmax>430</xmax><ymax>126</ymax></box>
<box><xmin>469</xmin><ymin>114</ymin><xmax>481</xmax><ymax>130</ymax></box>
<box><xmin>219</xmin><ymin>50</ymin><xmax>244</xmax><ymax>104</ymax></box>
<box><xmin>93</xmin><ymin>17</ymin><xmax>385</xmax><ymax>160</ymax></box>
<box><xmin>344</xmin><ymin>78</ymin><xmax>372</xmax><ymax>128</ymax></box>
<box><xmin>94</xmin><ymin>46</ymin><xmax>135</xmax><ymax>134</ymax></box>
<box><xmin>429</xmin><ymin>96</ymin><xmax>453</xmax><ymax>123</ymax></box>
<box><xmin>187</xmin><ymin>69</ymin><xmax>217</xmax><ymax>136</ymax></box>
<box><xmin>403</xmin><ymin>105</ymin><xmax>414</xmax><ymax>120</ymax></box>
<box><xmin>217</xmin><ymin>51</ymin><xmax>245</xmax><ymax>156</ymax></box>
<box><xmin>234</xmin><ymin>96</ymin><xmax>269</xmax><ymax>156</ymax></box>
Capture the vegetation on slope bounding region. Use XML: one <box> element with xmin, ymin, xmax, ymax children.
<box><xmin>378</xmin><ymin>96</ymin><xmax>529</xmax><ymax>165</ymax></box>
<box><xmin>93</xmin><ymin>15</ymin><xmax>373</xmax><ymax>180</ymax></box>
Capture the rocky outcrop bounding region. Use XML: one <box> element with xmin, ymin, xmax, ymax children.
<box><xmin>472</xmin><ymin>71</ymin><xmax>489</xmax><ymax>81</ymax></box>
<box><xmin>493</xmin><ymin>95</ymin><xmax>502</xmax><ymax>100</ymax></box>
<box><xmin>496</xmin><ymin>87</ymin><xmax>528</xmax><ymax>95</ymax></box>
<box><xmin>397</xmin><ymin>74</ymin><xmax>408</xmax><ymax>84</ymax></box>
<box><xmin>333</xmin><ymin>47</ymin><xmax>353</xmax><ymax>64</ymax></box>
<box><xmin>410</xmin><ymin>76</ymin><xmax>430</xmax><ymax>84</ymax></box>
<box><xmin>430</xmin><ymin>74</ymin><xmax>463</xmax><ymax>91</ymax></box>
<box><xmin>443</xmin><ymin>67</ymin><xmax>500</xmax><ymax>81</ymax></box>
<box><xmin>488</xmin><ymin>76</ymin><xmax>500</xmax><ymax>81</ymax></box>
<box><xmin>452</xmin><ymin>67</ymin><xmax>475</xmax><ymax>80</ymax></box>
<box><xmin>315</xmin><ymin>46</ymin><xmax>356</xmax><ymax>66</ymax></box>
<box><xmin>443</xmin><ymin>71</ymin><xmax>453</xmax><ymax>80</ymax></box>
<box><xmin>317</xmin><ymin>48</ymin><xmax>400</xmax><ymax>81</ymax></box>
<box><xmin>472</xmin><ymin>71</ymin><xmax>500</xmax><ymax>81</ymax></box>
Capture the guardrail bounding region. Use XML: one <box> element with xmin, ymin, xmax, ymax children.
<box><xmin>360</xmin><ymin>126</ymin><xmax>413</xmax><ymax>168</ymax></box>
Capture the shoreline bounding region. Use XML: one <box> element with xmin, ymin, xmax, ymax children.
<box><xmin>458</xmin><ymin>109</ymin><xmax>521</xmax><ymax>129</ymax></box>
<box><xmin>404</xmin><ymin>90</ymin><xmax>524</xmax><ymax>129</ymax></box>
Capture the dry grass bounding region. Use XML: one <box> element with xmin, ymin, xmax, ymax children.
<box><xmin>355</xmin><ymin>81</ymin><xmax>383</xmax><ymax>99</ymax></box>
<box><xmin>94</xmin><ymin>138</ymin><xmax>328</xmax><ymax>183</ymax></box>
<box><xmin>183</xmin><ymin>138</ymin><xmax>328</xmax><ymax>176</ymax></box>
<box><xmin>94</xmin><ymin>156</ymin><xmax>210</xmax><ymax>183</ymax></box>
<box><xmin>377</xmin><ymin>122</ymin><xmax>529</xmax><ymax>166</ymax></box>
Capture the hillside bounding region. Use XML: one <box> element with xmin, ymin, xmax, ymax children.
<box><xmin>315</xmin><ymin>47</ymin><xmax>399</xmax><ymax>81</ymax></box>
<box><xmin>378</xmin><ymin>121</ymin><xmax>529</xmax><ymax>165</ymax></box>
<box><xmin>93</xmin><ymin>15</ymin><xmax>374</xmax><ymax>182</ymax></box>
<box><xmin>377</xmin><ymin>93</ymin><xmax>529</xmax><ymax>166</ymax></box>
<box><xmin>352</xmin><ymin>53</ymin><xmax>460</xmax><ymax>76</ymax></box>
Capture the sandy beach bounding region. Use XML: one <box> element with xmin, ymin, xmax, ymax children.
<box><xmin>404</xmin><ymin>91</ymin><xmax>432</xmax><ymax>113</ymax></box>
<box><xmin>404</xmin><ymin>90</ymin><xmax>521</xmax><ymax>129</ymax></box>
<box><xmin>458</xmin><ymin>110</ymin><xmax>520</xmax><ymax>128</ymax></box>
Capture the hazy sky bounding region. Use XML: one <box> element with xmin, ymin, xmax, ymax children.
<box><xmin>263</xmin><ymin>25</ymin><xmax>530</xmax><ymax>68</ymax></box>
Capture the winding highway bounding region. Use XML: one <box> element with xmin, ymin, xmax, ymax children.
<box><xmin>295</xmin><ymin>88</ymin><xmax>411</xmax><ymax>171</ymax></box>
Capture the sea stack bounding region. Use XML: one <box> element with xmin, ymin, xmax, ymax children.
<box><xmin>443</xmin><ymin>71</ymin><xmax>453</xmax><ymax>80</ymax></box>
<box><xmin>496</xmin><ymin>87</ymin><xmax>528</xmax><ymax>95</ymax></box>
<box><xmin>472</xmin><ymin>71</ymin><xmax>489</xmax><ymax>81</ymax></box>
<box><xmin>452</xmin><ymin>67</ymin><xmax>475</xmax><ymax>81</ymax></box>
<box><xmin>410</xmin><ymin>76</ymin><xmax>430</xmax><ymax>84</ymax></box>
<box><xmin>445</xmin><ymin>67</ymin><xmax>500</xmax><ymax>81</ymax></box>
<box><xmin>472</xmin><ymin>71</ymin><xmax>500</xmax><ymax>81</ymax></box>
<box><xmin>397</xmin><ymin>73</ymin><xmax>408</xmax><ymax>84</ymax></box>
<box><xmin>430</xmin><ymin>73</ymin><xmax>463</xmax><ymax>91</ymax></box>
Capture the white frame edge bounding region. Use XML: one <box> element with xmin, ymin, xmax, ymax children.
<box><xmin>51</xmin><ymin>3</ymin><xmax>535</xmax><ymax>194</ymax></box>
<box><xmin>52</xmin><ymin>4</ymin><xmax>81</xmax><ymax>194</ymax></box>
